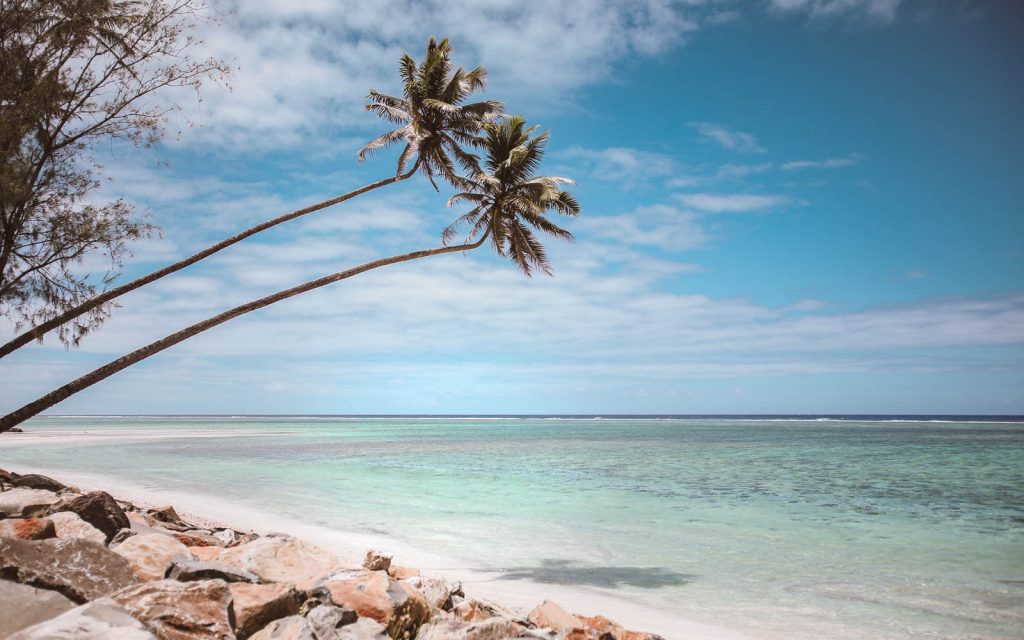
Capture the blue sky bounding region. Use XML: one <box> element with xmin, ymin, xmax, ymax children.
<box><xmin>2</xmin><ymin>0</ymin><xmax>1022</xmax><ymax>415</ymax></box>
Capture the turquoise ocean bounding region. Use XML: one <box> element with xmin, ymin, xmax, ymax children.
<box><xmin>2</xmin><ymin>415</ymin><xmax>1022</xmax><ymax>639</ymax></box>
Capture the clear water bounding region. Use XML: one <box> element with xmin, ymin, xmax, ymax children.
<box><xmin>2</xmin><ymin>416</ymin><xmax>1022</xmax><ymax>639</ymax></box>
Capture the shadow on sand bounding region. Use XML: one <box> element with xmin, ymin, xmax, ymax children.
<box><xmin>495</xmin><ymin>559</ymin><xmax>695</xmax><ymax>589</ymax></box>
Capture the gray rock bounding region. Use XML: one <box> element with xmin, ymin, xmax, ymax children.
<box><xmin>416</xmin><ymin>617</ymin><xmax>525</xmax><ymax>640</ymax></box>
<box><xmin>0</xmin><ymin>579</ymin><xmax>77</xmax><ymax>638</ymax></box>
<box><xmin>11</xmin><ymin>474</ymin><xmax>67</xmax><ymax>492</ymax></box>
<box><xmin>166</xmin><ymin>556</ymin><xmax>260</xmax><ymax>583</ymax></box>
<box><xmin>249</xmin><ymin>615</ymin><xmax>317</xmax><ymax>640</ymax></box>
<box><xmin>57</xmin><ymin>491</ymin><xmax>129</xmax><ymax>543</ymax></box>
<box><xmin>330</xmin><ymin>618</ymin><xmax>389</xmax><ymax>640</ymax></box>
<box><xmin>0</xmin><ymin>536</ymin><xmax>140</xmax><ymax>603</ymax></box>
<box><xmin>6</xmin><ymin>597</ymin><xmax>156</xmax><ymax>639</ymax></box>
<box><xmin>402</xmin><ymin>575</ymin><xmax>459</xmax><ymax>612</ymax></box>
<box><xmin>213</xmin><ymin>529</ymin><xmax>239</xmax><ymax>546</ymax></box>
<box><xmin>0</xmin><ymin>487</ymin><xmax>63</xmax><ymax>518</ymax></box>
<box><xmin>305</xmin><ymin>604</ymin><xmax>358</xmax><ymax>638</ymax></box>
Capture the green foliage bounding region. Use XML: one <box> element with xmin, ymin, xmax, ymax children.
<box><xmin>0</xmin><ymin>0</ymin><xmax>227</xmax><ymax>346</ymax></box>
<box><xmin>443</xmin><ymin>116</ymin><xmax>580</xmax><ymax>275</ymax></box>
<box><xmin>359</xmin><ymin>37</ymin><xmax>504</xmax><ymax>190</ymax></box>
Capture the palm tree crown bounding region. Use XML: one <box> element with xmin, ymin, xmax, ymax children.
<box><xmin>443</xmin><ymin>116</ymin><xmax>580</xmax><ymax>275</ymax></box>
<box><xmin>359</xmin><ymin>37</ymin><xmax>503</xmax><ymax>189</ymax></box>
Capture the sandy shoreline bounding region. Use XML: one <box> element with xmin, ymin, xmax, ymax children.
<box><xmin>2</xmin><ymin>455</ymin><xmax>755</xmax><ymax>640</ymax></box>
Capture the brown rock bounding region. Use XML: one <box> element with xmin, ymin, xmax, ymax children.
<box><xmin>114</xmin><ymin>533</ymin><xmax>196</xmax><ymax>581</ymax></box>
<box><xmin>7</xmin><ymin>597</ymin><xmax>157</xmax><ymax>639</ymax></box>
<box><xmin>0</xmin><ymin>517</ymin><xmax>57</xmax><ymax>540</ymax></box>
<box><xmin>387</xmin><ymin>565</ymin><xmax>420</xmax><ymax>580</ymax></box>
<box><xmin>177</xmin><ymin>531</ymin><xmax>222</xmax><ymax>547</ymax></box>
<box><xmin>416</xmin><ymin>617</ymin><xmax>524</xmax><ymax>640</ymax></box>
<box><xmin>362</xmin><ymin>549</ymin><xmax>392</xmax><ymax>572</ymax></box>
<box><xmin>527</xmin><ymin>600</ymin><xmax>582</xmax><ymax>631</ymax></box>
<box><xmin>49</xmin><ymin>511</ymin><xmax>108</xmax><ymax>545</ymax></box>
<box><xmin>324</xmin><ymin>571</ymin><xmax>430</xmax><ymax>639</ymax></box>
<box><xmin>0</xmin><ymin>536</ymin><xmax>139</xmax><ymax>603</ymax></box>
<box><xmin>167</xmin><ymin>556</ymin><xmax>260</xmax><ymax>583</ymax></box>
<box><xmin>0</xmin><ymin>579</ymin><xmax>77</xmax><ymax>638</ymax></box>
<box><xmin>11</xmin><ymin>473</ymin><xmax>67</xmax><ymax>492</ymax></box>
<box><xmin>112</xmin><ymin>579</ymin><xmax>235</xmax><ymax>640</ymax></box>
<box><xmin>148</xmin><ymin>505</ymin><xmax>183</xmax><ymax>524</ymax></box>
<box><xmin>0</xmin><ymin>487</ymin><xmax>63</xmax><ymax>518</ymax></box>
<box><xmin>219</xmin><ymin>534</ymin><xmax>340</xmax><ymax>585</ymax></box>
<box><xmin>59</xmin><ymin>491</ymin><xmax>130</xmax><ymax>543</ymax></box>
<box><xmin>230</xmin><ymin>583</ymin><xmax>300</xmax><ymax>639</ymax></box>
<box><xmin>247</xmin><ymin>615</ymin><xmax>316</xmax><ymax>640</ymax></box>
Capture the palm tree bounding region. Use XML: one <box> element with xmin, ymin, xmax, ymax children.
<box><xmin>0</xmin><ymin>37</ymin><xmax>500</xmax><ymax>360</ymax></box>
<box><xmin>442</xmin><ymin>116</ymin><xmax>580</xmax><ymax>274</ymax></box>
<box><xmin>0</xmin><ymin>116</ymin><xmax>579</xmax><ymax>431</ymax></box>
<box><xmin>359</xmin><ymin>37</ymin><xmax>503</xmax><ymax>190</ymax></box>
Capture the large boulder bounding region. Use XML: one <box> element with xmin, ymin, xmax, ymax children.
<box><xmin>0</xmin><ymin>579</ymin><xmax>77</xmax><ymax>638</ymax></box>
<box><xmin>0</xmin><ymin>536</ymin><xmax>140</xmax><ymax>603</ymax></box>
<box><xmin>167</xmin><ymin>556</ymin><xmax>260</xmax><ymax>583</ymax></box>
<box><xmin>323</xmin><ymin>571</ymin><xmax>430</xmax><ymax>640</ymax></box>
<box><xmin>111</xmin><ymin>579</ymin><xmax>235</xmax><ymax>640</ymax></box>
<box><xmin>218</xmin><ymin>534</ymin><xmax>341</xmax><ymax>585</ymax></box>
<box><xmin>49</xmin><ymin>510</ymin><xmax>108</xmax><ymax>545</ymax></box>
<box><xmin>7</xmin><ymin>597</ymin><xmax>156</xmax><ymax>640</ymax></box>
<box><xmin>230</xmin><ymin>582</ymin><xmax>300</xmax><ymax>639</ymax></box>
<box><xmin>114</xmin><ymin>533</ymin><xmax>196</xmax><ymax>581</ymax></box>
<box><xmin>0</xmin><ymin>516</ymin><xmax>57</xmax><ymax>540</ymax></box>
<box><xmin>58</xmin><ymin>491</ymin><xmax>130</xmax><ymax>543</ymax></box>
<box><xmin>11</xmin><ymin>473</ymin><xmax>67</xmax><ymax>492</ymax></box>
<box><xmin>416</xmin><ymin>617</ymin><xmax>524</xmax><ymax>640</ymax></box>
<box><xmin>0</xmin><ymin>487</ymin><xmax>63</xmax><ymax>518</ymax></box>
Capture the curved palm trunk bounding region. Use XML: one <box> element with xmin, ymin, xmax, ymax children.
<box><xmin>0</xmin><ymin>234</ymin><xmax>487</xmax><ymax>432</ymax></box>
<box><xmin>0</xmin><ymin>165</ymin><xmax>419</xmax><ymax>360</ymax></box>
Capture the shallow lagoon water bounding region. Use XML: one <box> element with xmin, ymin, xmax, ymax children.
<box><xmin>3</xmin><ymin>416</ymin><xmax>1022</xmax><ymax>639</ymax></box>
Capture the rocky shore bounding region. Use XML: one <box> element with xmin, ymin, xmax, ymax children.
<box><xmin>0</xmin><ymin>469</ymin><xmax>666</xmax><ymax>640</ymax></box>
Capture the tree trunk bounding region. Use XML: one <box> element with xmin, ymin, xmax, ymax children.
<box><xmin>0</xmin><ymin>235</ymin><xmax>486</xmax><ymax>432</ymax></box>
<box><xmin>0</xmin><ymin>165</ymin><xmax>419</xmax><ymax>359</ymax></box>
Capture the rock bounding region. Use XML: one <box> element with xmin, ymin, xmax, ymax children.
<box><xmin>0</xmin><ymin>487</ymin><xmax>63</xmax><ymax>518</ymax></box>
<box><xmin>7</xmin><ymin>597</ymin><xmax>157</xmax><ymax>640</ymax></box>
<box><xmin>527</xmin><ymin>600</ymin><xmax>582</xmax><ymax>631</ymax></box>
<box><xmin>416</xmin><ymin>617</ymin><xmax>524</xmax><ymax>640</ymax></box>
<box><xmin>113</xmin><ymin>527</ymin><xmax>139</xmax><ymax>544</ymax></box>
<box><xmin>248</xmin><ymin>616</ymin><xmax>316</xmax><ymax>640</ymax></box>
<box><xmin>0</xmin><ymin>579</ymin><xmax>77</xmax><ymax>638</ymax></box>
<box><xmin>452</xmin><ymin>600</ymin><xmax>516</xmax><ymax>623</ymax></box>
<box><xmin>331</xmin><ymin>618</ymin><xmax>389</xmax><ymax>640</ymax></box>
<box><xmin>148</xmin><ymin>504</ymin><xmax>183</xmax><ymax>524</ymax></box>
<box><xmin>213</xmin><ymin>529</ymin><xmax>239</xmax><ymax>546</ymax></box>
<box><xmin>8</xmin><ymin>427</ymin><xmax>24</xmax><ymax>432</ymax></box>
<box><xmin>401</xmin><ymin>576</ymin><xmax>459</xmax><ymax>612</ymax></box>
<box><xmin>191</xmin><ymin>545</ymin><xmax>224</xmax><ymax>562</ymax></box>
<box><xmin>219</xmin><ymin>534</ymin><xmax>340</xmax><ymax>585</ymax></box>
<box><xmin>0</xmin><ymin>467</ymin><xmax>18</xmax><ymax>483</ymax></box>
<box><xmin>0</xmin><ymin>516</ymin><xmax>57</xmax><ymax>540</ymax></box>
<box><xmin>387</xmin><ymin>565</ymin><xmax>420</xmax><ymax>580</ymax></box>
<box><xmin>114</xmin><ymin>533</ymin><xmax>196</xmax><ymax>581</ymax></box>
<box><xmin>58</xmin><ymin>491</ymin><xmax>130</xmax><ymax>543</ymax></box>
<box><xmin>0</xmin><ymin>536</ymin><xmax>140</xmax><ymax>603</ymax></box>
<box><xmin>362</xmin><ymin>549</ymin><xmax>392</xmax><ymax>572</ymax></box>
<box><xmin>111</xmin><ymin>579</ymin><xmax>235</xmax><ymax>640</ymax></box>
<box><xmin>48</xmin><ymin>510</ymin><xmax>108</xmax><ymax>545</ymax></box>
<box><xmin>167</xmin><ymin>556</ymin><xmax>260</xmax><ymax>583</ymax></box>
<box><xmin>230</xmin><ymin>582</ymin><xmax>300</xmax><ymax>639</ymax></box>
<box><xmin>324</xmin><ymin>571</ymin><xmax>429</xmax><ymax>639</ymax></box>
<box><xmin>305</xmin><ymin>604</ymin><xmax>358</xmax><ymax>638</ymax></box>
<box><xmin>176</xmin><ymin>530</ymin><xmax>223</xmax><ymax>547</ymax></box>
<box><xmin>11</xmin><ymin>473</ymin><xmax>67</xmax><ymax>492</ymax></box>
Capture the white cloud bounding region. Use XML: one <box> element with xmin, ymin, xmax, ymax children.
<box><xmin>768</xmin><ymin>0</ymin><xmax>902</xmax><ymax>22</ymax></box>
<box><xmin>560</xmin><ymin>146</ymin><xmax>677</xmax><ymax>189</ymax></box>
<box><xmin>690</xmin><ymin>122</ymin><xmax>767</xmax><ymax>153</ymax></box>
<box><xmin>674</xmin><ymin>193</ymin><xmax>792</xmax><ymax>212</ymax></box>
<box><xmin>780</xmin><ymin>153</ymin><xmax>861</xmax><ymax>171</ymax></box>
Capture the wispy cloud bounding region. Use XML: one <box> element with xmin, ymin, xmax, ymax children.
<box><xmin>768</xmin><ymin>0</ymin><xmax>902</xmax><ymax>23</ymax></box>
<box><xmin>560</xmin><ymin>146</ymin><xmax>677</xmax><ymax>189</ymax></box>
<box><xmin>690</xmin><ymin>122</ymin><xmax>766</xmax><ymax>154</ymax></box>
<box><xmin>780</xmin><ymin>153</ymin><xmax>861</xmax><ymax>171</ymax></box>
<box><xmin>674</xmin><ymin>193</ymin><xmax>792</xmax><ymax>212</ymax></box>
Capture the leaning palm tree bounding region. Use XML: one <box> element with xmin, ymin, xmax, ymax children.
<box><xmin>0</xmin><ymin>37</ymin><xmax>500</xmax><ymax>360</ymax></box>
<box><xmin>0</xmin><ymin>116</ymin><xmax>579</xmax><ymax>431</ymax></box>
